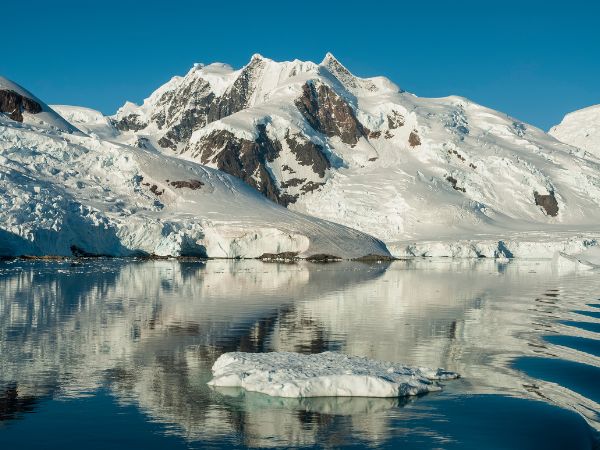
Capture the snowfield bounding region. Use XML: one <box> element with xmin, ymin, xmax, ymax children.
<box><xmin>550</xmin><ymin>104</ymin><xmax>600</xmax><ymax>159</ymax></box>
<box><xmin>208</xmin><ymin>352</ymin><xmax>459</xmax><ymax>398</ymax></box>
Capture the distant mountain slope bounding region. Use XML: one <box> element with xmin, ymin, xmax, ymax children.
<box><xmin>0</xmin><ymin>78</ymin><xmax>389</xmax><ymax>258</ymax></box>
<box><xmin>550</xmin><ymin>104</ymin><xmax>600</xmax><ymax>158</ymax></box>
<box><xmin>113</xmin><ymin>54</ymin><xmax>600</xmax><ymax>256</ymax></box>
<box><xmin>51</xmin><ymin>105</ymin><xmax>119</xmax><ymax>139</ymax></box>
<box><xmin>0</xmin><ymin>76</ymin><xmax>79</xmax><ymax>133</ymax></box>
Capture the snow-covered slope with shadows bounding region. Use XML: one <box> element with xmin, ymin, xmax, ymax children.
<box><xmin>51</xmin><ymin>105</ymin><xmax>119</xmax><ymax>140</ymax></box>
<box><xmin>0</xmin><ymin>79</ymin><xmax>388</xmax><ymax>258</ymax></box>
<box><xmin>113</xmin><ymin>54</ymin><xmax>600</xmax><ymax>257</ymax></box>
<box><xmin>550</xmin><ymin>104</ymin><xmax>600</xmax><ymax>159</ymax></box>
<box><xmin>0</xmin><ymin>76</ymin><xmax>79</xmax><ymax>134</ymax></box>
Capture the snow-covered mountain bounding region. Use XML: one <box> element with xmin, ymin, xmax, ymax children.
<box><xmin>550</xmin><ymin>104</ymin><xmax>600</xmax><ymax>158</ymax></box>
<box><xmin>0</xmin><ymin>76</ymin><xmax>79</xmax><ymax>133</ymax></box>
<box><xmin>0</xmin><ymin>78</ymin><xmax>389</xmax><ymax>258</ymax></box>
<box><xmin>113</xmin><ymin>54</ymin><xmax>600</xmax><ymax>257</ymax></box>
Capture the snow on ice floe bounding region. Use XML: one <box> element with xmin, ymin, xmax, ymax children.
<box><xmin>207</xmin><ymin>352</ymin><xmax>459</xmax><ymax>398</ymax></box>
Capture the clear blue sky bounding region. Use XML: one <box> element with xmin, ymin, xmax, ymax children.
<box><xmin>3</xmin><ymin>0</ymin><xmax>599</xmax><ymax>130</ymax></box>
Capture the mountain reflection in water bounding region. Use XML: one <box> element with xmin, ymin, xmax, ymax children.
<box><xmin>0</xmin><ymin>258</ymin><xmax>598</xmax><ymax>449</ymax></box>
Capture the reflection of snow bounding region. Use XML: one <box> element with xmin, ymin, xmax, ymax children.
<box><xmin>0</xmin><ymin>258</ymin><xmax>599</xmax><ymax>444</ymax></box>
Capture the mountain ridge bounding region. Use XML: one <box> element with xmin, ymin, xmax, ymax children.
<box><xmin>107</xmin><ymin>54</ymin><xmax>600</xmax><ymax>257</ymax></box>
<box><xmin>2</xmin><ymin>53</ymin><xmax>600</xmax><ymax>258</ymax></box>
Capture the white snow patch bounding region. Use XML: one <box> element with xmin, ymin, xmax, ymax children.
<box><xmin>207</xmin><ymin>351</ymin><xmax>459</xmax><ymax>398</ymax></box>
<box><xmin>550</xmin><ymin>104</ymin><xmax>600</xmax><ymax>158</ymax></box>
<box><xmin>51</xmin><ymin>105</ymin><xmax>118</xmax><ymax>139</ymax></box>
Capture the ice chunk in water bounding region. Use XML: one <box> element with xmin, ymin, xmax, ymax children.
<box><xmin>207</xmin><ymin>351</ymin><xmax>459</xmax><ymax>398</ymax></box>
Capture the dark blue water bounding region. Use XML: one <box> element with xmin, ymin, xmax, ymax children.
<box><xmin>0</xmin><ymin>258</ymin><xmax>598</xmax><ymax>449</ymax></box>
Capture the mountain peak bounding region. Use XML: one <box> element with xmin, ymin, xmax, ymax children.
<box><xmin>319</xmin><ymin>52</ymin><xmax>355</xmax><ymax>80</ymax></box>
<box><xmin>321</xmin><ymin>52</ymin><xmax>342</xmax><ymax>67</ymax></box>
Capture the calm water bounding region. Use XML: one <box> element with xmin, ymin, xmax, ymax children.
<box><xmin>0</xmin><ymin>258</ymin><xmax>599</xmax><ymax>449</ymax></box>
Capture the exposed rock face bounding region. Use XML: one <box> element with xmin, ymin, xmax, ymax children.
<box><xmin>116</xmin><ymin>57</ymin><xmax>266</xmax><ymax>151</ymax></box>
<box><xmin>190</xmin><ymin>125</ymin><xmax>283</xmax><ymax>204</ymax></box>
<box><xmin>114</xmin><ymin>114</ymin><xmax>147</xmax><ymax>132</ymax></box>
<box><xmin>0</xmin><ymin>89</ymin><xmax>42</xmax><ymax>122</ymax></box>
<box><xmin>301</xmin><ymin>181</ymin><xmax>325</xmax><ymax>193</ymax></box>
<box><xmin>409</xmin><ymin>131</ymin><xmax>421</xmax><ymax>147</ymax></box>
<box><xmin>534</xmin><ymin>191</ymin><xmax>559</xmax><ymax>216</ymax></box>
<box><xmin>207</xmin><ymin>56</ymin><xmax>264</xmax><ymax>122</ymax></box>
<box><xmin>169</xmin><ymin>180</ymin><xmax>204</xmax><ymax>190</ymax></box>
<box><xmin>156</xmin><ymin>78</ymin><xmax>216</xmax><ymax>150</ymax></box>
<box><xmin>188</xmin><ymin>125</ymin><xmax>330</xmax><ymax>206</ymax></box>
<box><xmin>320</xmin><ymin>52</ymin><xmax>380</xmax><ymax>94</ymax></box>
<box><xmin>446</xmin><ymin>176</ymin><xmax>466</xmax><ymax>193</ymax></box>
<box><xmin>280</xmin><ymin>178</ymin><xmax>306</xmax><ymax>188</ymax></box>
<box><xmin>284</xmin><ymin>131</ymin><xmax>330</xmax><ymax>177</ymax></box>
<box><xmin>295</xmin><ymin>81</ymin><xmax>367</xmax><ymax>145</ymax></box>
<box><xmin>387</xmin><ymin>111</ymin><xmax>405</xmax><ymax>129</ymax></box>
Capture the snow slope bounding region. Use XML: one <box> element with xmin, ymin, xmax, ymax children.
<box><xmin>0</xmin><ymin>76</ymin><xmax>79</xmax><ymax>133</ymax></box>
<box><xmin>0</xmin><ymin>79</ymin><xmax>389</xmax><ymax>258</ymax></box>
<box><xmin>208</xmin><ymin>351</ymin><xmax>459</xmax><ymax>397</ymax></box>
<box><xmin>113</xmin><ymin>54</ymin><xmax>600</xmax><ymax>257</ymax></box>
<box><xmin>51</xmin><ymin>105</ymin><xmax>118</xmax><ymax>139</ymax></box>
<box><xmin>550</xmin><ymin>104</ymin><xmax>600</xmax><ymax>158</ymax></box>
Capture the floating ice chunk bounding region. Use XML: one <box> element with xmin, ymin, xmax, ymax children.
<box><xmin>207</xmin><ymin>352</ymin><xmax>459</xmax><ymax>398</ymax></box>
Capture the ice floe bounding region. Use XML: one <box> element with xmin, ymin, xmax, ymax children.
<box><xmin>207</xmin><ymin>351</ymin><xmax>459</xmax><ymax>398</ymax></box>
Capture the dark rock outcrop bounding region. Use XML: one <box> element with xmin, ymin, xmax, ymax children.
<box><xmin>306</xmin><ymin>253</ymin><xmax>342</xmax><ymax>262</ymax></box>
<box><xmin>169</xmin><ymin>180</ymin><xmax>204</xmax><ymax>190</ymax></box>
<box><xmin>295</xmin><ymin>81</ymin><xmax>367</xmax><ymax>145</ymax></box>
<box><xmin>387</xmin><ymin>111</ymin><xmax>405</xmax><ymax>129</ymax></box>
<box><xmin>353</xmin><ymin>254</ymin><xmax>397</xmax><ymax>262</ymax></box>
<box><xmin>285</xmin><ymin>131</ymin><xmax>330</xmax><ymax>177</ymax></box>
<box><xmin>207</xmin><ymin>56</ymin><xmax>264</xmax><ymax>123</ymax></box>
<box><xmin>191</xmin><ymin>125</ymin><xmax>283</xmax><ymax>204</ymax></box>
<box><xmin>149</xmin><ymin>184</ymin><xmax>164</xmax><ymax>196</ymax></box>
<box><xmin>190</xmin><ymin>122</ymin><xmax>331</xmax><ymax>205</ymax></box>
<box><xmin>70</xmin><ymin>245</ymin><xmax>111</xmax><ymax>258</ymax></box>
<box><xmin>0</xmin><ymin>89</ymin><xmax>42</xmax><ymax>123</ymax></box>
<box><xmin>114</xmin><ymin>114</ymin><xmax>147</xmax><ymax>132</ymax></box>
<box><xmin>156</xmin><ymin>78</ymin><xmax>216</xmax><ymax>150</ymax></box>
<box><xmin>409</xmin><ymin>131</ymin><xmax>421</xmax><ymax>147</ymax></box>
<box><xmin>259</xmin><ymin>251</ymin><xmax>299</xmax><ymax>262</ymax></box>
<box><xmin>118</xmin><ymin>57</ymin><xmax>266</xmax><ymax>151</ymax></box>
<box><xmin>301</xmin><ymin>181</ymin><xmax>325</xmax><ymax>193</ymax></box>
<box><xmin>534</xmin><ymin>191</ymin><xmax>559</xmax><ymax>216</ymax></box>
<box><xmin>280</xmin><ymin>178</ymin><xmax>306</xmax><ymax>189</ymax></box>
<box><xmin>446</xmin><ymin>176</ymin><xmax>466</xmax><ymax>193</ymax></box>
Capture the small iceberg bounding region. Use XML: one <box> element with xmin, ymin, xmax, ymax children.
<box><xmin>207</xmin><ymin>351</ymin><xmax>459</xmax><ymax>398</ymax></box>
